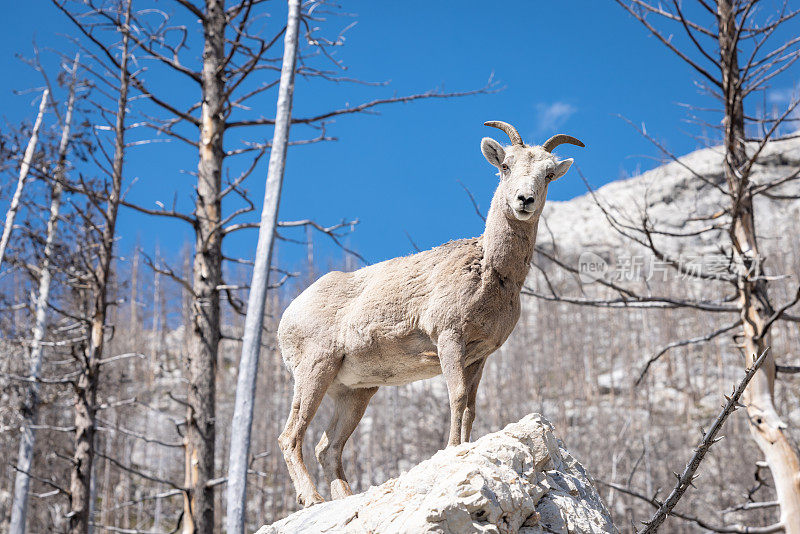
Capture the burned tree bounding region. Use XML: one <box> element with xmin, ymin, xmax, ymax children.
<box><xmin>53</xmin><ymin>1</ymin><xmax>495</xmax><ymax>531</ymax></box>
<box><xmin>524</xmin><ymin>0</ymin><xmax>800</xmax><ymax>530</ymax></box>
<box><xmin>226</xmin><ymin>0</ymin><xmax>301</xmax><ymax>531</ymax></box>
<box><xmin>59</xmin><ymin>2</ymin><xmax>135</xmax><ymax>530</ymax></box>
<box><xmin>8</xmin><ymin>56</ymin><xmax>81</xmax><ymax>534</ymax></box>
<box><xmin>0</xmin><ymin>89</ymin><xmax>49</xmax><ymax>271</ymax></box>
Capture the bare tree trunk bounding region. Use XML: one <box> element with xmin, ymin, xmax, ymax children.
<box><xmin>226</xmin><ymin>0</ymin><xmax>301</xmax><ymax>531</ymax></box>
<box><xmin>130</xmin><ymin>246</ymin><xmax>139</xmax><ymax>333</ymax></box>
<box><xmin>9</xmin><ymin>58</ymin><xmax>78</xmax><ymax>534</ymax></box>
<box><xmin>184</xmin><ymin>2</ymin><xmax>225</xmax><ymax>532</ymax></box>
<box><xmin>122</xmin><ymin>439</ymin><xmax>132</xmax><ymax>528</ymax></box>
<box><xmin>717</xmin><ymin>1</ymin><xmax>800</xmax><ymax>530</ymax></box>
<box><xmin>87</xmin><ymin>450</ymin><xmax>98</xmax><ymax>534</ymax></box>
<box><xmin>0</xmin><ymin>88</ymin><xmax>48</xmax><ymax>270</ymax></box>
<box><xmin>70</xmin><ymin>4</ymin><xmax>131</xmax><ymax>529</ymax></box>
<box><xmin>99</xmin><ymin>412</ymin><xmax>114</xmax><ymax>529</ymax></box>
<box><xmin>151</xmin><ymin>244</ymin><xmax>162</xmax><ymax>383</ymax></box>
<box><xmin>151</xmin><ymin>246</ymin><xmax>164</xmax><ymax>531</ymax></box>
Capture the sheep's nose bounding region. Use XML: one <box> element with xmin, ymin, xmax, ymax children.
<box><xmin>517</xmin><ymin>194</ymin><xmax>535</xmax><ymax>207</ymax></box>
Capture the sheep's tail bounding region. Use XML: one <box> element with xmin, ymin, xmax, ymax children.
<box><xmin>276</xmin><ymin>337</ymin><xmax>293</xmax><ymax>376</ymax></box>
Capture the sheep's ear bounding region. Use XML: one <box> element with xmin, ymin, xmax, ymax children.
<box><xmin>481</xmin><ymin>137</ymin><xmax>505</xmax><ymax>169</ymax></box>
<box><xmin>550</xmin><ymin>158</ymin><xmax>573</xmax><ymax>181</ymax></box>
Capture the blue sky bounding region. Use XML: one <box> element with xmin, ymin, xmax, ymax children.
<box><xmin>0</xmin><ymin>1</ymin><xmax>797</xmax><ymax>280</ymax></box>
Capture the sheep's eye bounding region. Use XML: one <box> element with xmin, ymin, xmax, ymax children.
<box><xmin>546</xmin><ymin>172</ymin><xmax>555</xmax><ymax>180</ymax></box>
<box><xmin>501</xmin><ymin>163</ymin><xmax>509</xmax><ymax>172</ymax></box>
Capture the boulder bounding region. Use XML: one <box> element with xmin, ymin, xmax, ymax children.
<box><xmin>256</xmin><ymin>414</ymin><xmax>616</xmax><ymax>533</ymax></box>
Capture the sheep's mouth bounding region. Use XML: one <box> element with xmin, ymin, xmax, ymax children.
<box><xmin>513</xmin><ymin>208</ymin><xmax>535</xmax><ymax>221</ymax></box>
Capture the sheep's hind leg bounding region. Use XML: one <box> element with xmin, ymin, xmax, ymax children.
<box><xmin>279</xmin><ymin>352</ymin><xmax>343</xmax><ymax>507</ymax></box>
<box><xmin>316</xmin><ymin>385</ymin><xmax>378</xmax><ymax>499</ymax></box>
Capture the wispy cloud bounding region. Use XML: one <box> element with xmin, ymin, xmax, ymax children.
<box><xmin>767</xmin><ymin>85</ymin><xmax>799</xmax><ymax>105</ymax></box>
<box><xmin>535</xmin><ymin>101</ymin><xmax>577</xmax><ymax>134</ymax></box>
<box><xmin>764</xmin><ymin>85</ymin><xmax>800</xmax><ymax>128</ymax></box>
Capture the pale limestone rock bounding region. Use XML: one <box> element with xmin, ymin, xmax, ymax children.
<box><xmin>538</xmin><ymin>137</ymin><xmax>800</xmax><ymax>261</ymax></box>
<box><xmin>256</xmin><ymin>414</ymin><xmax>616</xmax><ymax>534</ymax></box>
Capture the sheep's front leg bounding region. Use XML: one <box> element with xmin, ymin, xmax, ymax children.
<box><xmin>438</xmin><ymin>331</ymin><xmax>468</xmax><ymax>447</ymax></box>
<box><xmin>461</xmin><ymin>358</ymin><xmax>486</xmax><ymax>443</ymax></box>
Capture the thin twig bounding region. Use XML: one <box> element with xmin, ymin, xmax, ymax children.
<box><xmin>635</xmin><ymin>320</ymin><xmax>742</xmax><ymax>386</ymax></box>
<box><xmin>640</xmin><ymin>348</ymin><xmax>774</xmax><ymax>533</ymax></box>
<box><xmin>602</xmin><ymin>480</ymin><xmax>783</xmax><ymax>533</ymax></box>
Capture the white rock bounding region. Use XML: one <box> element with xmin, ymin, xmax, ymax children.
<box><xmin>539</xmin><ymin>137</ymin><xmax>800</xmax><ymax>261</ymax></box>
<box><xmin>255</xmin><ymin>414</ymin><xmax>616</xmax><ymax>534</ymax></box>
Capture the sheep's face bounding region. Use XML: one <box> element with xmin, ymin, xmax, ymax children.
<box><xmin>481</xmin><ymin>139</ymin><xmax>573</xmax><ymax>222</ymax></box>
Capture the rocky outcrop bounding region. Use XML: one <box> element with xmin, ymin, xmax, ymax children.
<box><xmin>256</xmin><ymin>414</ymin><xmax>616</xmax><ymax>534</ymax></box>
<box><xmin>538</xmin><ymin>137</ymin><xmax>800</xmax><ymax>260</ymax></box>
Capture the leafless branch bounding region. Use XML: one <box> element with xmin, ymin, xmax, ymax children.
<box><xmin>95</xmin><ymin>450</ymin><xmax>185</xmax><ymax>491</ymax></box>
<box><xmin>227</xmin><ymin>80</ymin><xmax>500</xmax><ymax>128</ymax></box>
<box><xmin>602</xmin><ymin>480</ymin><xmax>783</xmax><ymax>533</ymax></box>
<box><xmin>635</xmin><ymin>320</ymin><xmax>742</xmax><ymax>386</ymax></box>
<box><xmin>640</xmin><ymin>348</ymin><xmax>774</xmax><ymax>533</ymax></box>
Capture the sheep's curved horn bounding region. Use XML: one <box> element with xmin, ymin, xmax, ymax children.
<box><xmin>542</xmin><ymin>134</ymin><xmax>585</xmax><ymax>152</ymax></box>
<box><xmin>484</xmin><ymin>120</ymin><xmax>524</xmax><ymax>146</ymax></box>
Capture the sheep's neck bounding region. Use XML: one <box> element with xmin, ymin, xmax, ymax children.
<box><xmin>480</xmin><ymin>189</ymin><xmax>537</xmax><ymax>290</ymax></box>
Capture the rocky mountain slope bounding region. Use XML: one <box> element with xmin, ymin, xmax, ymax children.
<box><xmin>538</xmin><ymin>137</ymin><xmax>800</xmax><ymax>259</ymax></box>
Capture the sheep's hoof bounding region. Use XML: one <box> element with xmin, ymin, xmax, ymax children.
<box><xmin>331</xmin><ymin>480</ymin><xmax>353</xmax><ymax>500</ymax></box>
<box><xmin>298</xmin><ymin>491</ymin><xmax>325</xmax><ymax>507</ymax></box>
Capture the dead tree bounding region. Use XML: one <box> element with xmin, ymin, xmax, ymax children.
<box><xmin>0</xmin><ymin>89</ymin><xmax>49</xmax><ymax>271</ymax></box>
<box><xmin>8</xmin><ymin>55</ymin><xmax>80</xmax><ymax>534</ymax></box>
<box><xmin>54</xmin><ymin>1</ymin><xmax>494</xmax><ymax>531</ymax></box>
<box><xmin>61</xmin><ymin>2</ymin><xmax>134</xmax><ymax>531</ymax></box>
<box><xmin>226</xmin><ymin>0</ymin><xmax>301</xmax><ymax>531</ymax></box>
<box><xmin>526</xmin><ymin>0</ymin><xmax>800</xmax><ymax>530</ymax></box>
<box><xmin>227</xmin><ymin>0</ymin><xmax>310</xmax><ymax>533</ymax></box>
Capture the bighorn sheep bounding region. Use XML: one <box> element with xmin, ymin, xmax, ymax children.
<box><xmin>277</xmin><ymin>121</ymin><xmax>584</xmax><ymax>506</ymax></box>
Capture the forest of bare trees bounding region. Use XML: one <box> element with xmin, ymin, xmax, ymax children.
<box><xmin>1</xmin><ymin>0</ymin><xmax>799</xmax><ymax>533</ymax></box>
<box><xmin>533</xmin><ymin>0</ymin><xmax>800</xmax><ymax>530</ymax></box>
